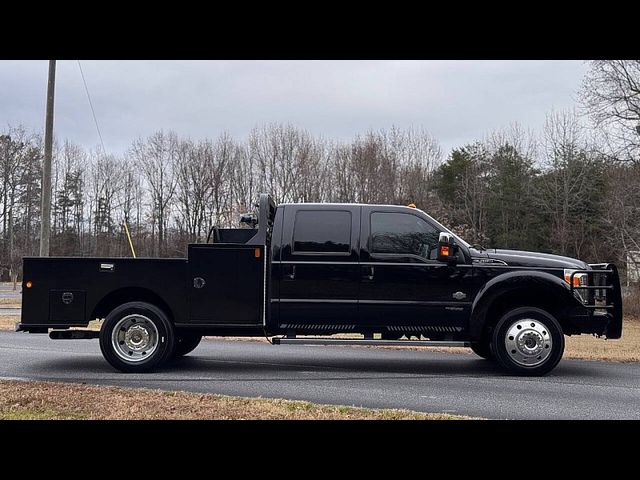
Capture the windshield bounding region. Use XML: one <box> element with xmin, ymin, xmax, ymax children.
<box><xmin>415</xmin><ymin>208</ymin><xmax>471</xmax><ymax>249</ymax></box>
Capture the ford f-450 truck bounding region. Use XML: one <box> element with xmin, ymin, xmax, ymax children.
<box><xmin>17</xmin><ymin>194</ymin><xmax>623</xmax><ymax>376</ymax></box>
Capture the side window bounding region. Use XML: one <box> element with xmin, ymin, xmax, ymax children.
<box><xmin>293</xmin><ymin>210</ymin><xmax>351</xmax><ymax>254</ymax></box>
<box><xmin>371</xmin><ymin>212</ymin><xmax>439</xmax><ymax>259</ymax></box>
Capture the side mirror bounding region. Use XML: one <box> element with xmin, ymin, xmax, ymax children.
<box><xmin>437</xmin><ymin>232</ymin><xmax>458</xmax><ymax>265</ymax></box>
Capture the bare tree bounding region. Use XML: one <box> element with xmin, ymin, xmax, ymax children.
<box><xmin>457</xmin><ymin>143</ymin><xmax>490</xmax><ymax>245</ymax></box>
<box><xmin>175</xmin><ymin>138</ymin><xmax>210</xmax><ymax>243</ymax></box>
<box><xmin>537</xmin><ymin>110</ymin><xmax>608</xmax><ymax>258</ymax></box>
<box><xmin>131</xmin><ymin>131</ymin><xmax>178</xmax><ymax>256</ymax></box>
<box><xmin>249</xmin><ymin>124</ymin><xmax>316</xmax><ymax>204</ymax></box>
<box><xmin>118</xmin><ymin>163</ymin><xmax>145</xmax><ymax>256</ymax></box>
<box><xmin>580</xmin><ymin>60</ymin><xmax>640</xmax><ymax>162</ymax></box>
<box><xmin>349</xmin><ymin>132</ymin><xmax>393</xmax><ymax>204</ymax></box>
<box><xmin>89</xmin><ymin>153</ymin><xmax>124</xmax><ymax>256</ymax></box>
<box><xmin>231</xmin><ymin>143</ymin><xmax>257</xmax><ymax>216</ymax></box>
<box><xmin>331</xmin><ymin>143</ymin><xmax>357</xmax><ymax>203</ymax></box>
<box><xmin>52</xmin><ymin>140</ymin><xmax>87</xmax><ymax>256</ymax></box>
<box><xmin>602</xmin><ymin>163</ymin><xmax>640</xmax><ymax>260</ymax></box>
<box><xmin>207</xmin><ymin>133</ymin><xmax>235</xmax><ymax>229</ymax></box>
<box><xmin>0</xmin><ymin>126</ymin><xmax>43</xmax><ymax>283</ymax></box>
<box><xmin>392</xmin><ymin>126</ymin><xmax>443</xmax><ymax>207</ymax></box>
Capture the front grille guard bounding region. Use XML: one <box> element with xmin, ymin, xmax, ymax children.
<box><xmin>569</xmin><ymin>263</ymin><xmax>622</xmax><ymax>313</ymax></box>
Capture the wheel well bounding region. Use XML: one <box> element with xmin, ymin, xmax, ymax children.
<box><xmin>90</xmin><ymin>288</ymin><xmax>175</xmax><ymax>323</ymax></box>
<box><xmin>478</xmin><ymin>287</ymin><xmax>567</xmax><ymax>342</ymax></box>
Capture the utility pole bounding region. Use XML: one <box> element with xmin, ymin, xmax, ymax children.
<box><xmin>39</xmin><ymin>60</ymin><xmax>56</xmax><ymax>257</ymax></box>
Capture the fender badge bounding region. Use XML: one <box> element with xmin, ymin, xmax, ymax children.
<box><xmin>452</xmin><ymin>291</ymin><xmax>467</xmax><ymax>300</ymax></box>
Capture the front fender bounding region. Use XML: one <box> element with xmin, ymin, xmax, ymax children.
<box><xmin>468</xmin><ymin>270</ymin><xmax>581</xmax><ymax>341</ymax></box>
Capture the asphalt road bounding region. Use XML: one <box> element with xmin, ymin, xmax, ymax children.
<box><xmin>2</xmin><ymin>331</ymin><xmax>640</xmax><ymax>419</ymax></box>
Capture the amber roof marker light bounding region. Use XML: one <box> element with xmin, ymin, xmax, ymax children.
<box><xmin>25</xmin><ymin>281</ymin><xmax>33</xmax><ymax>289</ymax></box>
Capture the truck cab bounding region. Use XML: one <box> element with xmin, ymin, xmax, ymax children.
<box><xmin>272</xmin><ymin>202</ymin><xmax>472</xmax><ymax>336</ymax></box>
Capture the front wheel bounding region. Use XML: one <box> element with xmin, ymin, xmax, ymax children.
<box><xmin>99</xmin><ymin>302</ymin><xmax>175</xmax><ymax>373</ymax></box>
<box><xmin>491</xmin><ymin>307</ymin><xmax>564</xmax><ymax>376</ymax></box>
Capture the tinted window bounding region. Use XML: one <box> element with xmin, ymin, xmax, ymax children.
<box><xmin>293</xmin><ymin>210</ymin><xmax>351</xmax><ymax>254</ymax></box>
<box><xmin>371</xmin><ymin>212</ymin><xmax>439</xmax><ymax>258</ymax></box>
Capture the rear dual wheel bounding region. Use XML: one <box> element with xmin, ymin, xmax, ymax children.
<box><xmin>99</xmin><ymin>302</ymin><xmax>175</xmax><ymax>373</ymax></box>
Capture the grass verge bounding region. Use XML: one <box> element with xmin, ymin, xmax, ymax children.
<box><xmin>0</xmin><ymin>380</ymin><xmax>468</xmax><ymax>420</ymax></box>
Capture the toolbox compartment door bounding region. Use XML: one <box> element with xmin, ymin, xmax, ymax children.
<box><xmin>49</xmin><ymin>289</ymin><xmax>87</xmax><ymax>324</ymax></box>
<box><xmin>187</xmin><ymin>244</ymin><xmax>265</xmax><ymax>325</ymax></box>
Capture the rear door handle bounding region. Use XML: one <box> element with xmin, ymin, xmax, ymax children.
<box><xmin>362</xmin><ymin>265</ymin><xmax>374</xmax><ymax>280</ymax></box>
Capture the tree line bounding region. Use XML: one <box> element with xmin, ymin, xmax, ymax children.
<box><xmin>0</xmin><ymin>60</ymin><xmax>638</xmax><ymax>283</ymax></box>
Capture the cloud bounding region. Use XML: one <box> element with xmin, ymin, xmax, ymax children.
<box><xmin>0</xmin><ymin>60</ymin><xmax>586</xmax><ymax>156</ymax></box>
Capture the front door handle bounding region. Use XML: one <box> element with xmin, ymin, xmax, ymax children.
<box><xmin>284</xmin><ymin>264</ymin><xmax>296</xmax><ymax>280</ymax></box>
<box><xmin>362</xmin><ymin>265</ymin><xmax>374</xmax><ymax>281</ymax></box>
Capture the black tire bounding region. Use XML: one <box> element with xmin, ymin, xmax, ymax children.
<box><xmin>172</xmin><ymin>333</ymin><xmax>202</xmax><ymax>358</ymax></box>
<box><xmin>99</xmin><ymin>301</ymin><xmax>175</xmax><ymax>373</ymax></box>
<box><xmin>492</xmin><ymin>307</ymin><xmax>564</xmax><ymax>376</ymax></box>
<box><xmin>470</xmin><ymin>340</ymin><xmax>494</xmax><ymax>360</ymax></box>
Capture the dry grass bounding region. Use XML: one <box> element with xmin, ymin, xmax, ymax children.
<box><xmin>564</xmin><ymin>317</ymin><xmax>640</xmax><ymax>362</ymax></box>
<box><xmin>0</xmin><ymin>380</ymin><xmax>468</xmax><ymax>420</ymax></box>
<box><xmin>0</xmin><ymin>298</ymin><xmax>21</xmax><ymax>306</ymax></box>
<box><xmin>82</xmin><ymin>319</ymin><xmax>102</xmax><ymax>331</ymax></box>
<box><xmin>0</xmin><ymin>315</ymin><xmax>18</xmax><ymax>331</ymax></box>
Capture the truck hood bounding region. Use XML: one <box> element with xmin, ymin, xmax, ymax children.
<box><xmin>471</xmin><ymin>248</ymin><xmax>588</xmax><ymax>269</ymax></box>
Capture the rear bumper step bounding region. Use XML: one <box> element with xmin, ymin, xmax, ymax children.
<box><xmin>272</xmin><ymin>338</ymin><xmax>469</xmax><ymax>347</ymax></box>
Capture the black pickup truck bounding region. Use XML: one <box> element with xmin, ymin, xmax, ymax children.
<box><xmin>17</xmin><ymin>194</ymin><xmax>623</xmax><ymax>376</ymax></box>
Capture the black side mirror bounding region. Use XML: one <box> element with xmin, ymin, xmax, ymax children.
<box><xmin>437</xmin><ymin>232</ymin><xmax>458</xmax><ymax>265</ymax></box>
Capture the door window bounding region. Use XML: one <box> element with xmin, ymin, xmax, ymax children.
<box><xmin>293</xmin><ymin>210</ymin><xmax>351</xmax><ymax>254</ymax></box>
<box><xmin>370</xmin><ymin>212</ymin><xmax>439</xmax><ymax>259</ymax></box>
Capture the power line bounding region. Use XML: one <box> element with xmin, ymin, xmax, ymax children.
<box><xmin>77</xmin><ymin>60</ymin><xmax>107</xmax><ymax>157</ymax></box>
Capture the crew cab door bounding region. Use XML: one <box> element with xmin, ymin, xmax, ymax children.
<box><xmin>277</xmin><ymin>205</ymin><xmax>360</xmax><ymax>329</ymax></box>
<box><xmin>358</xmin><ymin>207</ymin><xmax>472</xmax><ymax>334</ymax></box>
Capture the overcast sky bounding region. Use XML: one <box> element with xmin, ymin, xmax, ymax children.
<box><xmin>0</xmin><ymin>60</ymin><xmax>587</xmax><ymax>156</ymax></box>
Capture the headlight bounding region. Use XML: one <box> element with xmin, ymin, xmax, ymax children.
<box><xmin>564</xmin><ymin>269</ymin><xmax>588</xmax><ymax>287</ymax></box>
<box><xmin>564</xmin><ymin>269</ymin><xmax>588</xmax><ymax>303</ymax></box>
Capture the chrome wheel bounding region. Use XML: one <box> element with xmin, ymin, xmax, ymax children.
<box><xmin>111</xmin><ymin>314</ymin><xmax>159</xmax><ymax>363</ymax></box>
<box><xmin>504</xmin><ymin>318</ymin><xmax>553</xmax><ymax>367</ymax></box>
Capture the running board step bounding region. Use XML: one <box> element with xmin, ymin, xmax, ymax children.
<box><xmin>272</xmin><ymin>338</ymin><xmax>470</xmax><ymax>347</ymax></box>
<box><xmin>49</xmin><ymin>330</ymin><xmax>100</xmax><ymax>340</ymax></box>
